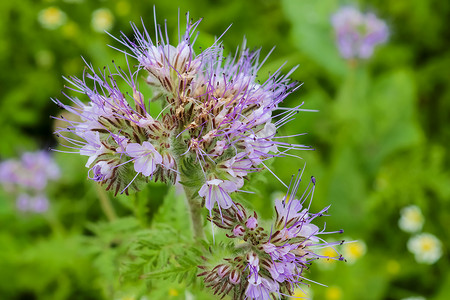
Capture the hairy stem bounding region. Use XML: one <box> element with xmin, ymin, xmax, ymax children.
<box><xmin>95</xmin><ymin>184</ymin><xmax>117</xmax><ymax>222</ymax></box>
<box><xmin>181</xmin><ymin>183</ymin><xmax>205</xmax><ymax>240</ymax></box>
<box><xmin>172</xmin><ymin>134</ymin><xmax>206</xmax><ymax>240</ymax></box>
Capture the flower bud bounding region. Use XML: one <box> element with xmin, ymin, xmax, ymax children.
<box><xmin>232</xmin><ymin>225</ymin><xmax>245</xmax><ymax>237</ymax></box>
<box><xmin>229</xmin><ymin>269</ymin><xmax>240</xmax><ymax>285</ymax></box>
<box><xmin>246</xmin><ymin>216</ymin><xmax>258</xmax><ymax>230</ymax></box>
<box><xmin>216</xmin><ymin>264</ymin><xmax>230</xmax><ymax>278</ymax></box>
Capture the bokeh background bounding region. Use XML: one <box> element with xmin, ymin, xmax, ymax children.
<box><xmin>0</xmin><ymin>0</ymin><xmax>449</xmax><ymax>299</ymax></box>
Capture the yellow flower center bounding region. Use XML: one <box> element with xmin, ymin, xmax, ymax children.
<box><xmin>386</xmin><ymin>259</ymin><xmax>400</xmax><ymax>275</ymax></box>
<box><xmin>420</xmin><ymin>237</ymin><xmax>435</xmax><ymax>252</ymax></box>
<box><xmin>321</xmin><ymin>246</ymin><xmax>338</xmax><ymax>264</ymax></box>
<box><xmin>169</xmin><ymin>289</ymin><xmax>179</xmax><ymax>297</ymax></box>
<box><xmin>291</xmin><ymin>287</ymin><xmax>308</xmax><ymax>299</ymax></box>
<box><xmin>325</xmin><ymin>286</ymin><xmax>342</xmax><ymax>300</ymax></box>
<box><xmin>347</xmin><ymin>242</ymin><xmax>364</xmax><ymax>258</ymax></box>
<box><xmin>406</xmin><ymin>210</ymin><xmax>423</xmax><ymax>223</ymax></box>
<box><xmin>42</xmin><ymin>7</ymin><xmax>64</xmax><ymax>25</ymax></box>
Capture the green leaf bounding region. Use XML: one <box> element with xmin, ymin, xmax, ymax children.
<box><xmin>282</xmin><ymin>0</ymin><xmax>348</xmax><ymax>76</ymax></box>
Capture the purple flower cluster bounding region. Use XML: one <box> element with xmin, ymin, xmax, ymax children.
<box><xmin>53</xmin><ymin>13</ymin><xmax>308</xmax><ymax>214</ymax></box>
<box><xmin>200</xmin><ymin>174</ymin><xmax>344</xmax><ymax>299</ymax></box>
<box><xmin>331</xmin><ymin>6</ymin><xmax>389</xmax><ymax>60</ymax></box>
<box><xmin>0</xmin><ymin>151</ymin><xmax>60</xmax><ymax>213</ymax></box>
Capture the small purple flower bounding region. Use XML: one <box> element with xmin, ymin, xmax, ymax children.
<box><xmin>331</xmin><ymin>6</ymin><xmax>389</xmax><ymax>60</ymax></box>
<box><xmin>80</xmin><ymin>131</ymin><xmax>107</xmax><ymax>167</ymax></box>
<box><xmin>198</xmin><ymin>179</ymin><xmax>238</xmax><ymax>213</ymax></box>
<box><xmin>89</xmin><ymin>161</ymin><xmax>113</xmax><ymax>182</ymax></box>
<box><xmin>221</xmin><ymin>153</ymin><xmax>254</xmax><ymax>178</ymax></box>
<box><xmin>126</xmin><ymin>141</ymin><xmax>163</xmax><ymax>177</ymax></box>
<box><xmin>245</xmin><ymin>273</ymin><xmax>279</xmax><ymax>300</ymax></box>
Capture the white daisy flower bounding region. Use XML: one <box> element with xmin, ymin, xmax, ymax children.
<box><xmin>399</xmin><ymin>205</ymin><xmax>424</xmax><ymax>233</ymax></box>
<box><xmin>407</xmin><ymin>233</ymin><xmax>442</xmax><ymax>264</ymax></box>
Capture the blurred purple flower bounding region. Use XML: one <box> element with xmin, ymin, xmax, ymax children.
<box><xmin>16</xmin><ymin>194</ymin><xmax>49</xmax><ymax>213</ymax></box>
<box><xmin>331</xmin><ymin>6</ymin><xmax>389</xmax><ymax>60</ymax></box>
<box><xmin>0</xmin><ymin>151</ymin><xmax>59</xmax><ymax>213</ymax></box>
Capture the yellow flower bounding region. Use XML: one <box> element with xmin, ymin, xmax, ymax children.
<box><xmin>318</xmin><ymin>246</ymin><xmax>339</xmax><ymax>265</ymax></box>
<box><xmin>35</xmin><ymin>50</ymin><xmax>54</xmax><ymax>68</ymax></box>
<box><xmin>38</xmin><ymin>7</ymin><xmax>67</xmax><ymax>30</ymax></box>
<box><xmin>290</xmin><ymin>286</ymin><xmax>312</xmax><ymax>299</ymax></box>
<box><xmin>116</xmin><ymin>1</ymin><xmax>131</xmax><ymax>17</ymax></box>
<box><xmin>168</xmin><ymin>289</ymin><xmax>179</xmax><ymax>297</ymax></box>
<box><xmin>386</xmin><ymin>259</ymin><xmax>400</xmax><ymax>275</ymax></box>
<box><xmin>342</xmin><ymin>240</ymin><xmax>366</xmax><ymax>264</ymax></box>
<box><xmin>91</xmin><ymin>8</ymin><xmax>115</xmax><ymax>33</ymax></box>
<box><xmin>62</xmin><ymin>21</ymin><xmax>79</xmax><ymax>39</ymax></box>
<box><xmin>325</xmin><ymin>286</ymin><xmax>342</xmax><ymax>300</ymax></box>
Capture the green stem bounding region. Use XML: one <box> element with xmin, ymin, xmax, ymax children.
<box><xmin>45</xmin><ymin>211</ymin><xmax>66</xmax><ymax>237</ymax></box>
<box><xmin>95</xmin><ymin>184</ymin><xmax>117</xmax><ymax>222</ymax></box>
<box><xmin>171</xmin><ymin>134</ymin><xmax>205</xmax><ymax>240</ymax></box>
<box><xmin>180</xmin><ymin>180</ymin><xmax>205</xmax><ymax>240</ymax></box>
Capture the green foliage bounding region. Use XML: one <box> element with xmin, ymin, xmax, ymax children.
<box><xmin>282</xmin><ymin>0</ymin><xmax>347</xmax><ymax>77</ymax></box>
<box><xmin>121</xmin><ymin>224</ymin><xmax>203</xmax><ymax>286</ymax></box>
<box><xmin>1</xmin><ymin>0</ymin><xmax>449</xmax><ymax>299</ymax></box>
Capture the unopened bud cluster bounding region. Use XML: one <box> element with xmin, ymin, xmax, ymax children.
<box><xmin>200</xmin><ymin>175</ymin><xmax>345</xmax><ymax>299</ymax></box>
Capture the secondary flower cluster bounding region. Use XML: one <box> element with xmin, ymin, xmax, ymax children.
<box><xmin>331</xmin><ymin>6</ymin><xmax>389</xmax><ymax>60</ymax></box>
<box><xmin>199</xmin><ymin>175</ymin><xmax>344</xmax><ymax>299</ymax></box>
<box><xmin>53</xmin><ymin>14</ymin><xmax>306</xmax><ymax>217</ymax></box>
<box><xmin>0</xmin><ymin>150</ymin><xmax>60</xmax><ymax>213</ymax></box>
<box><xmin>399</xmin><ymin>205</ymin><xmax>443</xmax><ymax>265</ymax></box>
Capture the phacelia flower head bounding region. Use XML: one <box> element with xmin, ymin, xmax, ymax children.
<box><xmin>200</xmin><ymin>171</ymin><xmax>345</xmax><ymax>299</ymax></box>
<box><xmin>53</xmin><ymin>11</ymin><xmax>309</xmax><ymax>214</ymax></box>
<box><xmin>331</xmin><ymin>6</ymin><xmax>389</xmax><ymax>60</ymax></box>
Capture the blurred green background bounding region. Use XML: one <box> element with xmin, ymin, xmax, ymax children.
<box><xmin>0</xmin><ymin>0</ymin><xmax>449</xmax><ymax>299</ymax></box>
